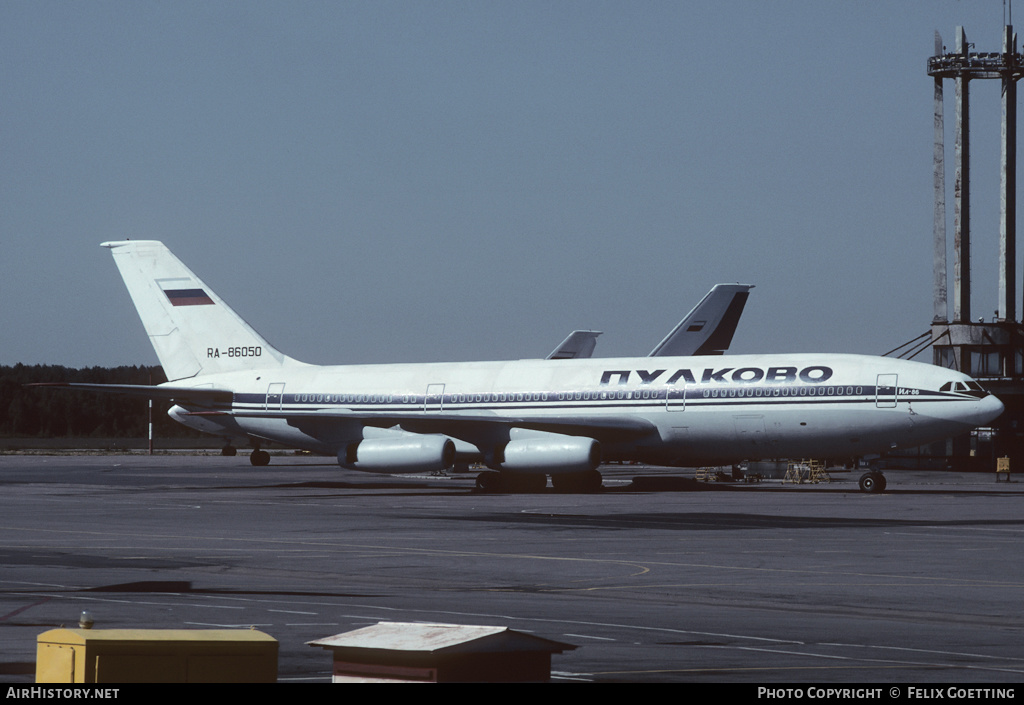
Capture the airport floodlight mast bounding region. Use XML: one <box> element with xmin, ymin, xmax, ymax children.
<box><xmin>928</xmin><ymin>25</ymin><xmax>1024</xmax><ymax>465</ymax></box>
<box><xmin>928</xmin><ymin>26</ymin><xmax>1024</xmax><ymax>378</ymax></box>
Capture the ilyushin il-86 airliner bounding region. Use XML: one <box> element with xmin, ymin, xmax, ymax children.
<box><xmin>39</xmin><ymin>241</ymin><xmax>1004</xmax><ymax>493</ymax></box>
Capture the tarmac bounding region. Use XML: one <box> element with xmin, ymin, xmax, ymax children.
<box><xmin>1</xmin><ymin>453</ymin><xmax>1023</xmax><ymax>683</ymax></box>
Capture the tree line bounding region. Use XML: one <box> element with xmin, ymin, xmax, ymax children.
<box><xmin>1</xmin><ymin>364</ymin><xmax>204</xmax><ymax>438</ymax></box>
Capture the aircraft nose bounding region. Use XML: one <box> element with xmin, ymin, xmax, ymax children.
<box><xmin>981</xmin><ymin>394</ymin><xmax>1005</xmax><ymax>424</ymax></box>
<box><xmin>960</xmin><ymin>393</ymin><xmax>1005</xmax><ymax>428</ymax></box>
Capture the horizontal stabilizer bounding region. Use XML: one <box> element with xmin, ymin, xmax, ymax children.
<box><xmin>26</xmin><ymin>382</ymin><xmax>232</xmax><ymax>405</ymax></box>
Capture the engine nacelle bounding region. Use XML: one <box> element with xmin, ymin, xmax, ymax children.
<box><xmin>338</xmin><ymin>435</ymin><xmax>456</xmax><ymax>474</ymax></box>
<box><xmin>496</xmin><ymin>435</ymin><xmax>601</xmax><ymax>475</ymax></box>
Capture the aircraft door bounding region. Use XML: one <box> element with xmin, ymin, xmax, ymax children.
<box><xmin>876</xmin><ymin>374</ymin><xmax>898</xmax><ymax>408</ymax></box>
<box><xmin>666</xmin><ymin>384</ymin><xmax>687</xmax><ymax>411</ymax></box>
<box><xmin>425</xmin><ymin>384</ymin><xmax>445</xmax><ymax>412</ymax></box>
<box><xmin>265</xmin><ymin>383</ymin><xmax>285</xmax><ymax>410</ymax></box>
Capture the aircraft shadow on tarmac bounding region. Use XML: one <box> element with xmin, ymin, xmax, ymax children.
<box><xmin>448</xmin><ymin>511</ymin><xmax>1024</xmax><ymax>531</ymax></box>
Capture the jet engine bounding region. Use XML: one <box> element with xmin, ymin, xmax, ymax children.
<box><xmin>495</xmin><ymin>433</ymin><xmax>601</xmax><ymax>474</ymax></box>
<box><xmin>339</xmin><ymin>435</ymin><xmax>456</xmax><ymax>474</ymax></box>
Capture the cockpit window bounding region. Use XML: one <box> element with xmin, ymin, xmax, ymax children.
<box><xmin>942</xmin><ymin>379</ymin><xmax>989</xmax><ymax>397</ymax></box>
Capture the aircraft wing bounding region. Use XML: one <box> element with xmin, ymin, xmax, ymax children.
<box><xmin>196</xmin><ymin>407</ymin><xmax>658</xmax><ymax>445</ymax></box>
<box><xmin>546</xmin><ymin>331</ymin><xmax>602</xmax><ymax>360</ymax></box>
<box><xmin>648</xmin><ymin>283</ymin><xmax>753</xmax><ymax>357</ymax></box>
<box><xmin>25</xmin><ymin>383</ymin><xmax>233</xmax><ymax>406</ymax></box>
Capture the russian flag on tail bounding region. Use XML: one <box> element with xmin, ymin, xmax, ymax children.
<box><xmin>163</xmin><ymin>288</ymin><xmax>214</xmax><ymax>306</ymax></box>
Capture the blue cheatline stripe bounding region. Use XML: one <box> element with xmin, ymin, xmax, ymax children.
<box><xmin>224</xmin><ymin>387</ymin><xmax>969</xmax><ymax>414</ymax></box>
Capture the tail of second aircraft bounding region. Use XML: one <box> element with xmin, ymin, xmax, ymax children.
<box><xmin>648</xmin><ymin>283</ymin><xmax>753</xmax><ymax>357</ymax></box>
<box><xmin>102</xmin><ymin>240</ymin><xmax>303</xmax><ymax>381</ymax></box>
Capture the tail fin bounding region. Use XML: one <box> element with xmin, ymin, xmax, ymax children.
<box><xmin>546</xmin><ymin>330</ymin><xmax>603</xmax><ymax>360</ymax></box>
<box><xmin>102</xmin><ymin>240</ymin><xmax>303</xmax><ymax>380</ymax></box>
<box><xmin>648</xmin><ymin>283</ymin><xmax>753</xmax><ymax>357</ymax></box>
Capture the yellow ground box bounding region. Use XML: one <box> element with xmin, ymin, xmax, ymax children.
<box><xmin>36</xmin><ymin>628</ymin><xmax>278</xmax><ymax>683</ymax></box>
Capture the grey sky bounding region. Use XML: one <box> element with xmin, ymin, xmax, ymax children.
<box><xmin>2</xmin><ymin>1</ymin><xmax>1020</xmax><ymax>367</ymax></box>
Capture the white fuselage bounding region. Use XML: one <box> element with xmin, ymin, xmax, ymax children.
<box><xmin>93</xmin><ymin>241</ymin><xmax>1005</xmax><ymax>477</ymax></box>
<box><xmin>168</xmin><ymin>352</ymin><xmax>1003</xmax><ymax>468</ymax></box>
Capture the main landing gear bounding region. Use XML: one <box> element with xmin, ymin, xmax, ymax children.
<box><xmin>858</xmin><ymin>470</ymin><xmax>887</xmax><ymax>493</ymax></box>
<box><xmin>475</xmin><ymin>470</ymin><xmax>603</xmax><ymax>493</ymax></box>
<box><xmin>222</xmin><ymin>439</ymin><xmax>270</xmax><ymax>466</ymax></box>
<box><xmin>225</xmin><ymin>435</ymin><xmax>272</xmax><ymax>466</ymax></box>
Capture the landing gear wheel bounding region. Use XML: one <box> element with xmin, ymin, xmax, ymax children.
<box><xmin>475</xmin><ymin>471</ymin><xmax>502</xmax><ymax>493</ymax></box>
<box><xmin>858</xmin><ymin>471</ymin><xmax>886</xmax><ymax>493</ymax></box>
<box><xmin>475</xmin><ymin>472</ymin><xmax>549</xmax><ymax>493</ymax></box>
<box><xmin>250</xmin><ymin>449</ymin><xmax>271</xmax><ymax>466</ymax></box>
<box><xmin>221</xmin><ymin>444</ymin><xmax>237</xmax><ymax>456</ymax></box>
<box><xmin>578</xmin><ymin>469</ymin><xmax>603</xmax><ymax>493</ymax></box>
<box><xmin>551</xmin><ymin>470</ymin><xmax>603</xmax><ymax>493</ymax></box>
<box><xmin>504</xmin><ymin>473</ymin><xmax>547</xmax><ymax>493</ymax></box>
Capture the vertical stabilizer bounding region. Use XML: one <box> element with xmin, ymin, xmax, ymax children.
<box><xmin>648</xmin><ymin>284</ymin><xmax>753</xmax><ymax>357</ymax></box>
<box><xmin>101</xmin><ymin>240</ymin><xmax>300</xmax><ymax>380</ymax></box>
<box><xmin>546</xmin><ymin>330</ymin><xmax>603</xmax><ymax>360</ymax></box>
